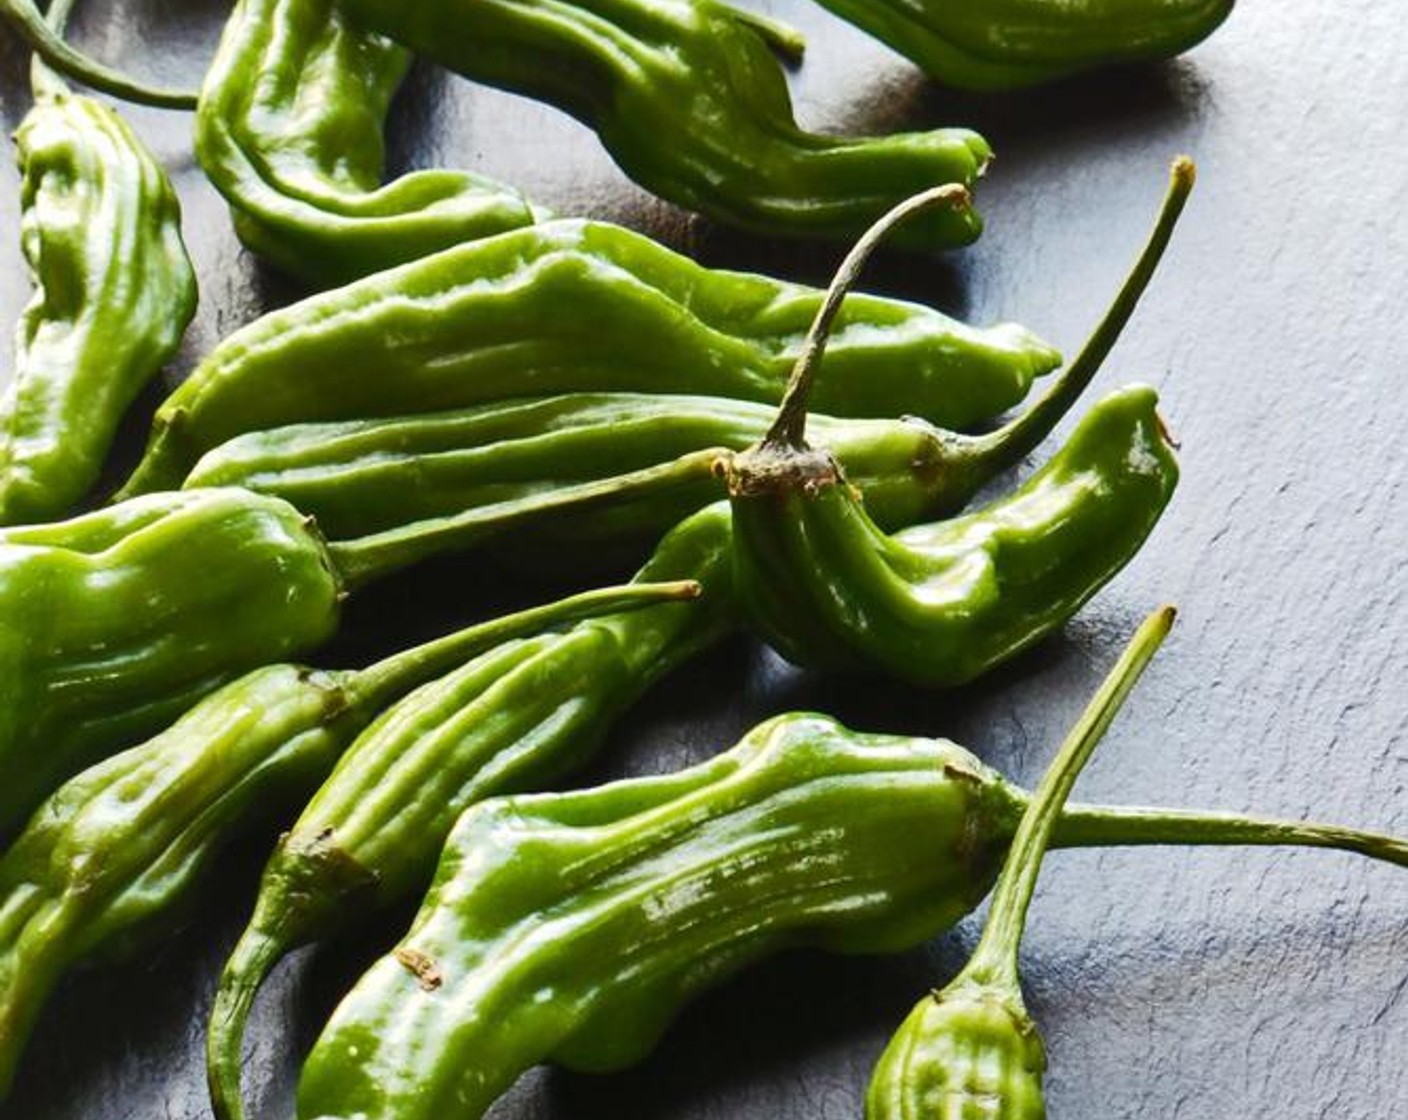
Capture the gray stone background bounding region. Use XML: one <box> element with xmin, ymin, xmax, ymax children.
<box><xmin>0</xmin><ymin>1</ymin><xmax>1404</xmax><ymax>1117</ymax></box>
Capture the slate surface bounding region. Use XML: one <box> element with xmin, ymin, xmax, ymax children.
<box><xmin>0</xmin><ymin>2</ymin><xmax>1405</xmax><ymax>1117</ymax></box>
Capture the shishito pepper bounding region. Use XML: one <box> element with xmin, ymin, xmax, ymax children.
<box><xmin>205</xmin><ymin>167</ymin><xmax>1186</xmax><ymax>1115</ymax></box>
<box><xmin>0</xmin><ymin>579</ymin><xmax>693</xmax><ymax>1100</ymax></box>
<box><xmin>206</xmin><ymin>506</ymin><xmax>737</xmax><ymax>1120</ymax></box>
<box><xmin>116</xmin><ymin>216</ymin><xmax>1059</xmax><ymax>498</ymax></box>
<box><xmin>197</xmin><ymin>0</ymin><xmax>542</xmax><ymax>287</ymax></box>
<box><xmin>0</xmin><ymin>488</ymin><xmax>339</xmax><ymax>836</ymax></box>
<box><xmin>340</xmin><ymin>0</ymin><xmax>990</xmax><ymax>246</ymax></box>
<box><xmin>291</xmin><ymin>700</ymin><xmax>1408</xmax><ymax>1120</ymax></box>
<box><xmin>722</xmin><ymin>161</ymin><xmax>1194</xmax><ymax>687</ymax></box>
<box><xmin>180</xmin><ymin>155</ymin><xmax>1183</xmax><ymax>566</ymax></box>
<box><xmin>867</xmin><ymin>606</ymin><xmax>1173</xmax><ymax>1120</ymax></box>
<box><xmin>0</xmin><ymin>467</ymin><xmax>706</xmax><ymax>835</ymax></box>
<box><xmin>810</xmin><ymin>0</ymin><xmax>1233</xmax><ymax>90</ymax></box>
<box><xmin>0</xmin><ymin>0</ymin><xmax>196</xmax><ymax>524</ymax></box>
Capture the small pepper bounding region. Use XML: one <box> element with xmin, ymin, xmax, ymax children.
<box><xmin>0</xmin><ymin>578</ymin><xmax>694</xmax><ymax>1100</ymax></box>
<box><xmin>116</xmin><ymin>217</ymin><xmax>1059</xmax><ymax>498</ymax></box>
<box><xmin>722</xmin><ymin>160</ymin><xmax>1194</xmax><ymax>687</ymax></box>
<box><xmin>0</xmin><ymin>472</ymin><xmax>699</xmax><ymax>834</ymax></box>
<box><xmin>206</xmin><ymin>506</ymin><xmax>737</xmax><ymax>1120</ymax></box>
<box><xmin>866</xmin><ymin>606</ymin><xmax>1174</xmax><ymax>1120</ymax></box>
<box><xmin>0</xmin><ymin>0</ymin><xmax>196</xmax><ymax>524</ymax></box>
<box><xmin>0</xmin><ymin>488</ymin><xmax>340</xmax><ymax>836</ymax></box>
<box><xmin>291</xmin><ymin>699</ymin><xmax>1407</xmax><ymax>1120</ymax></box>
<box><xmin>341</xmin><ymin>0</ymin><xmax>991</xmax><ymax>246</ymax></box>
<box><xmin>811</xmin><ymin>0</ymin><xmax>1234</xmax><ymax>90</ymax></box>
<box><xmin>197</xmin><ymin>0</ymin><xmax>542</xmax><ymax>287</ymax></box>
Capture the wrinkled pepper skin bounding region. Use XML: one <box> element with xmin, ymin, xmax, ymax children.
<box><xmin>181</xmin><ymin>366</ymin><xmax>1096</xmax><ymax>562</ymax></box>
<box><xmin>342</xmin><ymin>0</ymin><xmax>989</xmax><ymax>245</ymax></box>
<box><xmin>197</xmin><ymin>0</ymin><xmax>541</xmax><ymax>287</ymax></box>
<box><xmin>207</xmin><ymin>506</ymin><xmax>736</xmax><ymax>1120</ymax></box>
<box><xmin>0</xmin><ymin>57</ymin><xmax>196</xmax><ymax>523</ymax></box>
<box><xmin>118</xmin><ymin>219</ymin><xmax>1058</xmax><ymax>497</ymax></box>
<box><xmin>727</xmin><ymin>385</ymin><xmax>1178</xmax><ymax>687</ymax></box>
<box><xmin>294</xmin><ymin>706</ymin><xmax>1408</xmax><ymax>1120</ymax></box>
<box><xmin>0</xmin><ymin>580</ymin><xmax>692</xmax><ymax>1099</ymax></box>
<box><xmin>0</xmin><ymin>488</ymin><xmax>340</xmax><ymax>834</ymax></box>
<box><xmin>866</xmin><ymin>607</ymin><xmax>1175</xmax><ymax>1120</ymax></box>
<box><xmin>812</xmin><ymin>0</ymin><xmax>1233</xmax><ymax>90</ymax></box>
<box><xmin>295</xmin><ymin>714</ymin><xmax>1023</xmax><ymax>1120</ymax></box>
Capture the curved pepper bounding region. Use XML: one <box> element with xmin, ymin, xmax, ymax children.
<box><xmin>722</xmin><ymin>160</ymin><xmax>1193</xmax><ymax>687</ymax></box>
<box><xmin>197</xmin><ymin>0</ymin><xmax>542</xmax><ymax>287</ymax></box>
<box><xmin>1</xmin><ymin>5</ymin><xmax>196</xmax><ymax>524</ymax></box>
<box><xmin>117</xmin><ymin>217</ymin><xmax>1059</xmax><ymax>497</ymax></box>
<box><xmin>0</xmin><ymin>579</ymin><xmax>693</xmax><ymax>1100</ymax></box>
<box><xmin>0</xmin><ymin>487</ymin><xmax>339</xmax><ymax>836</ymax></box>
<box><xmin>340</xmin><ymin>0</ymin><xmax>990</xmax><ymax>245</ymax></box>
<box><xmin>206</xmin><ymin>506</ymin><xmax>737</xmax><ymax>1120</ymax></box>
<box><xmin>0</xmin><ymin>466</ymin><xmax>707</xmax><ymax>834</ymax></box>
<box><xmin>293</xmin><ymin>709</ymin><xmax>1408</xmax><ymax>1120</ymax></box>
<box><xmin>811</xmin><ymin>0</ymin><xmax>1233</xmax><ymax>90</ymax></box>
<box><xmin>867</xmin><ymin>606</ymin><xmax>1172</xmax><ymax>1120</ymax></box>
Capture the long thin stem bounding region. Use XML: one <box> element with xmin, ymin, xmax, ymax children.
<box><xmin>966</xmin><ymin>606</ymin><xmax>1175</xmax><ymax>988</ymax></box>
<box><xmin>972</xmin><ymin>156</ymin><xmax>1196</xmax><ymax>472</ymax></box>
<box><xmin>763</xmin><ymin>184</ymin><xmax>972</xmax><ymax>452</ymax></box>
<box><xmin>327</xmin><ymin>447</ymin><xmax>725</xmax><ymax>590</ymax></box>
<box><xmin>345</xmin><ymin>579</ymin><xmax>701</xmax><ymax>714</ymax></box>
<box><xmin>4</xmin><ymin>0</ymin><xmax>197</xmax><ymax>108</ymax></box>
<box><xmin>1052</xmin><ymin>804</ymin><xmax>1408</xmax><ymax>868</ymax></box>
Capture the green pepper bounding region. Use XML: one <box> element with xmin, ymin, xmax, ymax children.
<box><xmin>811</xmin><ymin>0</ymin><xmax>1233</xmax><ymax>90</ymax></box>
<box><xmin>0</xmin><ymin>0</ymin><xmax>196</xmax><ymax>524</ymax></box>
<box><xmin>206</xmin><ymin>506</ymin><xmax>737</xmax><ymax>1120</ymax></box>
<box><xmin>0</xmin><ymin>0</ymin><xmax>196</xmax><ymax>108</ymax></box>
<box><xmin>0</xmin><ymin>488</ymin><xmax>339</xmax><ymax>836</ymax></box>
<box><xmin>0</xmin><ymin>579</ymin><xmax>692</xmax><ymax>1100</ymax></box>
<box><xmin>116</xmin><ymin>217</ymin><xmax>1059</xmax><ymax>498</ymax></box>
<box><xmin>0</xmin><ymin>469</ymin><xmax>704</xmax><ymax>835</ymax></box>
<box><xmin>339</xmin><ymin>0</ymin><xmax>990</xmax><ymax>245</ymax></box>
<box><xmin>291</xmin><ymin>704</ymin><xmax>1408</xmax><ymax>1120</ymax></box>
<box><xmin>722</xmin><ymin>161</ymin><xmax>1193</xmax><ymax>687</ymax></box>
<box><xmin>867</xmin><ymin>606</ymin><xmax>1172</xmax><ymax>1120</ymax></box>
<box><xmin>197</xmin><ymin>0</ymin><xmax>542</xmax><ymax>287</ymax></box>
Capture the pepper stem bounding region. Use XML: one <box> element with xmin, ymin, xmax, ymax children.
<box><xmin>27</xmin><ymin>0</ymin><xmax>73</xmax><ymax>99</ymax></box>
<box><xmin>1052</xmin><ymin>804</ymin><xmax>1408</xmax><ymax>868</ymax></box>
<box><xmin>763</xmin><ymin>184</ymin><xmax>972</xmax><ymax>452</ymax></box>
<box><xmin>972</xmin><ymin>156</ymin><xmax>1196</xmax><ymax>473</ymax></box>
<box><xmin>965</xmin><ymin>606</ymin><xmax>1175</xmax><ymax>990</ymax></box>
<box><xmin>4</xmin><ymin>0</ymin><xmax>198</xmax><ymax>108</ymax></box>
<box><xmin>326</xmin><ymin>447</ymin><xmax>725</xmax><ymax>590</ymax></box>
<box><xmin>345</xmin><ymin>579</ymin><xmax>701</xmax><ymax>715</ymax></box>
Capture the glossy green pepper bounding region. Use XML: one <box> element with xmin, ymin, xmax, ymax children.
<box><xmin>0</xmin><ymin>0</ymin><xmax>196</xmax><ymax>523</ymax></box>
<box><xmin>341</xmin><ymin>0</ymin><xmax>990</xmax><ymax>245</ymax></box>
<box><xmin>0</xmin><ymin>0</ymin><xmax>196</xmax><ymax>108</ymax></box>
<box><xmin>867</xmin><ymin>606</ymin><xmax>1173</xmax><ymax>1120</ymax></box>
<box><xmin>197</xmin><ymin>0</ymin><xmax>542</xmax><ymax>287</ymax></box>
<box><xmin>178</xmin><ymin>153</ymin><xmax>1179</xmax><ymax>564</ymax></box>
<box><xmin>116</xmin><ymin>216</ymin><xmax>1059</xmax><ymax>498</ymax></box>
<box><xmin>723</xmin><ymin>161</ymin><xmax>1193</xmax><ymax>687</ymax></box>
<box><xmin>810</xmin><ymin>0</ymin><xmax>1233</xmax><ymax>90</ymax></box>
<box><xmin>0</xmin><ymin>487</ymin><xmax>339</xmax><ymax>836</ymax></box>
<box><xmin>207</xmin><ymin>506</ymin><xmax>737</xmax><ymax>1120</ymax></box>
<box><xmin>0</xmin><ymin>471</ymin><xmax>694</xmax><ymax>834</ymax></box>
<box><xmin>0</xmin><ymin>579</ymin><xmax>692</xmax><ymax>1100</ymax></box>
<box><xmin>292</xmin><ymin>705</ymin><xmax>1408</xmax><ymax>1120</ymax></box>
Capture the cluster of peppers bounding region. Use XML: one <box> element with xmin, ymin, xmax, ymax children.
<box><xmin>5</xmin><ymin>3</ymin><xmax>1401</xmax><ymax>1120</ymax></box>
